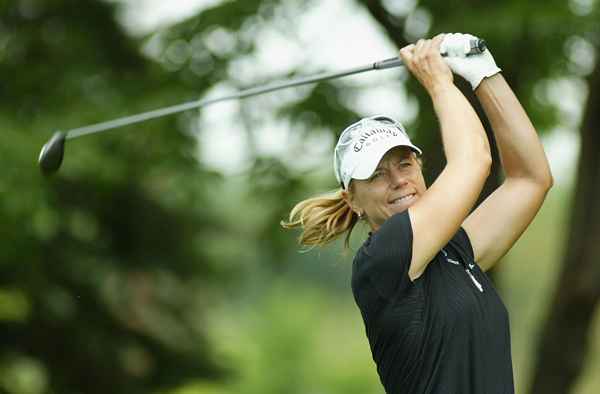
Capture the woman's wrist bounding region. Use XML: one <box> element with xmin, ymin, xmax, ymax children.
<box><xmin>427</xmin><ymin>81</ymin><xmax>458</xmax><ymax>102</ymax></box>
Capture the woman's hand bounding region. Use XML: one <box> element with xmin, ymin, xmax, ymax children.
<box><xmin>399</xmin><ymin>34</ymin><xmax>454</xmax><ymax>95</ymax></box>
<box><xmin>441</xmin><ymin>33</ymin><xmax>501</xmax><ymax>90</ymax></box>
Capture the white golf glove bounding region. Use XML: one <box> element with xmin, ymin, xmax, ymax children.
<box><xmin>441</xmin><ymin>33</ymin><xmax>501</xmax><ymax>90</ymax></box>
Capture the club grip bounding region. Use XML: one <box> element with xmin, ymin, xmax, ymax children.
<box><xmin>471</xmin><ymin>38</ymin><xmax>487</xmax><ymax>54</ymax></box>
<box><xmin>374</xmin><ymin>38</ymin><xmax>487</xmax><ymax>70</ymax></box>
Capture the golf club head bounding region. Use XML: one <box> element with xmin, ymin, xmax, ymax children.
<box><xmin>38</xmin><ymin>131</ymin><xmax>66</xmax><ymax>175</ymax></box>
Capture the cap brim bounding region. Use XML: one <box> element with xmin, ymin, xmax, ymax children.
<box><xmin>351</xmin><ymin>140</ymin><xmax>422</xmax><ymax>181</ymax></box>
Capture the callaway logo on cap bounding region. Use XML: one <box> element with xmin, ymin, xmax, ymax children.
<box><xmin>333</xmin><ymin>115</ymin><xmax>422</xmax><ymax>189</ymax></box>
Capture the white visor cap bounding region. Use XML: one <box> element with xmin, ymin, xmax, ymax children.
<box><xmin>334</xmin><ymin>115</ymin><xmax>422</xmax><ymax>189</ymax></box>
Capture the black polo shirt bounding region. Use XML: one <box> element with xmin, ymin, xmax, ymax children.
<box><xmin>351</xmin><ymin>211</ymin><xmax>514</xmax><ymax>394</ymax></box>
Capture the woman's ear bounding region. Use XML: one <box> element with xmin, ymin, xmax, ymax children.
<box><xmin>340</xmin><ymin>189</ymin><xmax>352</xmax><ymax>208</ymax></box>
<box><xmin>341</xmin><ymin>186</ymin><xmax>362</xmax><ymax>216</ymax></box>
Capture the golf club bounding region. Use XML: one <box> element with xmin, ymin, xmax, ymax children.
<box><xmin>38</xmin><ymin>39</ymin><xmax>486</xmax><ymax>175</ymax></box>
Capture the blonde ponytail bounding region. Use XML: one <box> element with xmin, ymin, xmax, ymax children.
<box><xmin>281</xmin><ymin>189</ymin><xmax>359</xmax><ymax>249</ymax></box>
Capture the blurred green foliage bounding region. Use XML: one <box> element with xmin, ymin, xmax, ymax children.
<box><xmin>1</xmin><ymin>0</ymin><xmax>599</xmax><ymax>394</ymax></box>
<box><xmin>1</xmin><ymin>0</ymin><xmax>235</xmax><ymax>393</ymax></box>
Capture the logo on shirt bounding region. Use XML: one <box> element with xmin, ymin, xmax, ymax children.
<box><xmin>442</xmin><ymin>249</ymin><xmax>484</xmax><ymax>293</ymax></box>
<box><xmin>441</xmin><ymin>249</ymin><xmax>460</xmax><ymax>265</ymax></box>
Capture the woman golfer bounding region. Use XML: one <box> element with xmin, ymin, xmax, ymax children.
<box><xmin>283</xmin><ymin>33</ymin><xmax>552</xmax><ymax>393</ymax></box>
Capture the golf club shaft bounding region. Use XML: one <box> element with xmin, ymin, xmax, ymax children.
<box><xmin>64</xmin><ymin>39</ymin><xmax>486</xmax><ymax>140</ymax></box>
<box><xmin>66</xmin><ymin>63</ymin><xmax>376</xmax><ymax>140</ymax></box>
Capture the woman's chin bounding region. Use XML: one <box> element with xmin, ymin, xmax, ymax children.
<box><xmin>389</xmin><ymin>206</ymin><xmax>408</xmax><ymax>216</ymax></box>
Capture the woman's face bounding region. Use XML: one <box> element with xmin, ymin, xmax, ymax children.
<box><xmin>346</xmin><ymin>147</ymin><xmax>426</xmax><ymax>232</ymax></box>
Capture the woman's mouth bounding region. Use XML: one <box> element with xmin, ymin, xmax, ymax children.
<box><xmin>389</xmin><ymin>193</ymin><xmax>416</xmax><ymax>205</ymax></box>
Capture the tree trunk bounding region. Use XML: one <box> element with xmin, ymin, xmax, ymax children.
<box><xmin>529</xmin><ymin>59</ymin><xmax>600</xmax><ymax>394</ymax></box>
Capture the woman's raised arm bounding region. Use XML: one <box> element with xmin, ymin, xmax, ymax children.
<box><xmin>399</xmin><ymin>35</ymin><xmax>491</xmax><ymax>280</ymax></box>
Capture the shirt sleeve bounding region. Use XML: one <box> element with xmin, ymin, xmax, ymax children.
<box><xmin>454</xmin><ymin>227</ymin><xmax>475</xmax><ymax>261</ymax></box>
<box><xmin>360</xmin><ymin>210</ymin><xmax>414</xmax><ymax>300</ymax></box>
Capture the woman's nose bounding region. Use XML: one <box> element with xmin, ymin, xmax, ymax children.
<box><xmin>389</xmin><ymin>168</ymin><xmax>408</xmax><ymax>188</ymax></box>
